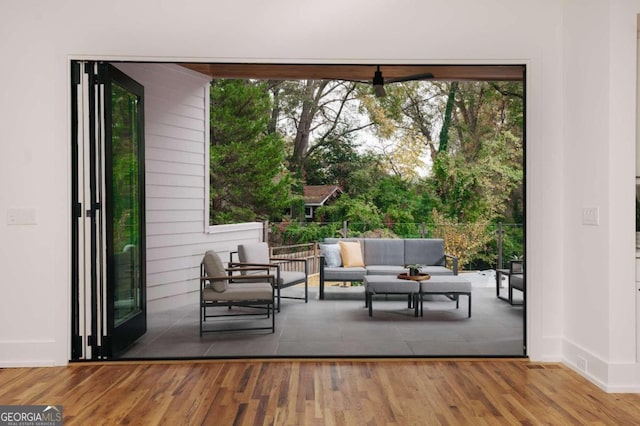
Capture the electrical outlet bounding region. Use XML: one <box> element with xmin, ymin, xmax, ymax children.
<box><xmin>577</xmin><ymin>356</ymin><xmax>587</xmax><ymax>372</ymax></box>
<box><xmin>582</xmin><ymin>207</ymin><xmax>599</xmax><ymax>226</ymax></box>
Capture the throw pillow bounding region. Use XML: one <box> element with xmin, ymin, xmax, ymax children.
<box><xmin>320</xmin><ymin>244</ymin><xmax>342</xmax><ymax>267</ymax></box>
<box><xmin>202</xmin><ymin>250</ymin><xmax>228</xmax><ymax>292</ymax></box>
<box><xmin>339</xmin><ymin>241</ymin><xmax>365</xmax><ymax>267</ymax></box>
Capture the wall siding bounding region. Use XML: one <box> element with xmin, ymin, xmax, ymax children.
<box><xmin>114</xmin><ymin>63</ymin><xmax>262</xmax><ymax>313</ymax></box>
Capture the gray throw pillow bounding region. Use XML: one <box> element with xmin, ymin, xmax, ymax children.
<box><xmin>320</xmin><ymin>244</ymin><xmax>342</xmax><ymax>267</ymax></box>
<box><xmin>202</xmin><ymin>250</ymin><xmax>228</xmax><ymax>292</ymax></box>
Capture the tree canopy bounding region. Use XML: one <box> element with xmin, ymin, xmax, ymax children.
<box><xmin>208</xmin><ymin>76</ymin><xmax>524</xmax><ymax>268</ymax></box>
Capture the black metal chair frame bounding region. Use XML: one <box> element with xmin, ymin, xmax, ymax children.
<box><xmin>199</xmin><ymin>264</ymin><xmax>275</xmax><ymax>335</ymax></box>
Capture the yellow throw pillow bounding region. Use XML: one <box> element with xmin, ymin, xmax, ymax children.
<box><xmin>339</xmin><ymin>241</ymin><xmax>365</xmax><ymax>267</ymax></box>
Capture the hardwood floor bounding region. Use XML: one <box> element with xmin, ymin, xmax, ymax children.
<box><xmin>1</xmin><ymin>359</ymin><xmax>639</xmax><ymax>425</ymax></box>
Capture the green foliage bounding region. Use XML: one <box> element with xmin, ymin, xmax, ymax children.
<box><xmin>209</xmin><ymin>79</ymin><xmax>293</xmax><ymax>224</ymax></box>
<box><xmin>271</xmin><ymin>221</ymin><xmax>341</xmax><ymax>245</ymax></box>
<box><xmin>315</xmin><ymin>195</ymin><xmax>382</xmax><ymax>234</ymax></box>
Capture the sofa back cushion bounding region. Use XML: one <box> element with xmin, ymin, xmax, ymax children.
<box><xmin>319</xmin><ymin>243</ymin><xmax>342</xmax><ymax>267</ymax></box>
<box><xmin>339</xmin><ymin>240</ymin><xmax>365</xmax><ymax>267</ymax></box>
<box><xmin>404</xmin><ymin>239</ymin><xmax>445</xmax><ymax>266</ymax></box>
<box><xmin>363</xmin><ymin>238</ymin><xmax>405</xmax><ymax>266</ymax></box>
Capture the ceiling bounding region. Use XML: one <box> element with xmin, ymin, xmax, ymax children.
<box><xmin>180</xmin><ymin>63</ymin><xmax>524</xmax><ymax>82</ymax></box>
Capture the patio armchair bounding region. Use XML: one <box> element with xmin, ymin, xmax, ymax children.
<box><xmin>200</xmin><ymin>250</ymin><xmax>275</xmax><ymax>335</ymax></box>
<box><xmin>231</xmin><ymin>242</ymin><xmax>308</xmax><ymax>312</ymax></box>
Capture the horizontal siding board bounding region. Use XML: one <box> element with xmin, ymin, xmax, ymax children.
<box><xmin>146</xmin><ymin>221</ymin><xmax>204</xmax><ymax>236</ymax></box>
<box><xmin>145</xmin><ymin>97</ymin><xmax>206</xmax><ymax>121</ymax></box>
<box><xmin>146</xmin><ymin>185</ymin><xmax>203</xmax><ymax>199</ymax></box>
<box><xmin>146</xmin><ymin>210</ymin><xmax>203</xmax><ymax>223</ymax></box>
<box><xmin>145</xmin><ymin>109</ymin><xmax>205</xmax><ymax>131</ymax></box>
<box><xmin>146</xmin><ymin>148</ymin><xmax>203</xmax><ymax>165</ymax></box>
<box><xmin>146</xmin><ymin>172</ymin><xmax>203</xmax><ymax>188</ymax></box>
<box><xmin>146</xmin><ymin>198</ymin><xmax>202</xmax><ymax>211</ymax></box>
<box><xmin>147</xmin><ymin>135</ymin><xmax>204</xmax><ymax>154</ymax></box>
<box><xmin>147</xmin><ymin>242</ymin><xmax>234</xmax><ymax>262</ymax></box>
<box><xmin>146</xmin><ymin>159</ymin><xmax>203</xmax><ymax>176</ymax></box>
<box><xmin>147</xmin><ymin>280</ymin><xmax>199</xmax><ymax>302</ymax></box>
<box><xmin>147</xmin><ymin>267</ymin><xmax>198</xmax><ymax>287</ymax></box>
<box><xmin>147</xmin><ymin>254</ymin><xmax>203</xmax><ymax>274</ymax></box>
<box><xmin>147</xmin><ymin>122</ymin><xmax>204</xmax><ymax>143</ymax></box>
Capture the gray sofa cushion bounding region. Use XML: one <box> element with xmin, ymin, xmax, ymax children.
<box><xmin>364</xmin><ymin>239</ymin><xmax>404</xmax><ymax>266</ymax></box>
<box><xmin>323</xmin><ymin>266</ymin><xmax>367</xmax><ymax>281</ymax></box>
<box><xmin>404</xmin><ymin>239</ymin><xmax>446</xmax><ymax>266</ymax></box>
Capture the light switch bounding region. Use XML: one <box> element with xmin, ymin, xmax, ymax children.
<box><xmin>582</xmin><ymin>207</ymin><xmax>599</xmax><ymax>226</ymax></box>
<box><xmin>7</xmin><ymin>208</ymin><xmax>37</xmax><ymax>225</ymax></box>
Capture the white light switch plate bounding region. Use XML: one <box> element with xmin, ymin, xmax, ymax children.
<box><xmin>582</xmin><ymin>207</ymin><xmax>599</xmax><ymax>226</ymax></box>
<box><xmin>7</xmin><ymin>208</ymin><xmax>37</xmax><ymax>225</ymax></box>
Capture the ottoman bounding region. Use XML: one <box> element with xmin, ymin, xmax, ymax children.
<box><xmin>364</xmin><ymin>275</ymin><xmax>419</xmax><ymax>317</ymax></box>
<box><xmin>420</xmin><ymin>275</ymin><xmax>472</xmax><ymax>318</ymax></box>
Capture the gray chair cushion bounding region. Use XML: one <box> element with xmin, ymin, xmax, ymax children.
<box><xmin>404</xmin><ymin>239</ymin><xmax>446</xmax><ymax>266</ymax></box>
<box><xmin>364</xmin><ymin>239</ymin><xmax>404</xmax><ymax>266</ymax></box>
<box><xmin>202</xmin><ymin>282</ymin><xmax>272</xmax><ymax>301</ymax></box>
<box><xmin>320</xmin><ymin>243</ymin><xmax>342</xmax><ymax>267</ymax></box>
<box><xmin>238</xmin><ymin>242</ymin><xmax>270</xmax><ymax>264</ymax></box>
<box><xmin>279</xmin><ymin>270</ymin><xmax>306</xmax><ymax>286</ymax></box>
<box><xmin>202</xmin><ymin>250</ymin><xmax>228</xmax><ymax>292</ymax></box>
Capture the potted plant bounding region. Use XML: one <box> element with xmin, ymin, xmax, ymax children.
<box><xmin>405</xmin><ymin>264</ymin><xmax>424</xmax><ymax>276</ymax></box>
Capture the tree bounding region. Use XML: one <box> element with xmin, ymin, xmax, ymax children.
<box><xmin>209</xmin><ymin>79</ymin><xmax>292</xmax><ymax>224</ymax></box>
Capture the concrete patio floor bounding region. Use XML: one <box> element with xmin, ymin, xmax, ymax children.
<box><xmin>119</xmin><ymin>271</ymin><xmax>525</xmax><ymax>359</ymax></box>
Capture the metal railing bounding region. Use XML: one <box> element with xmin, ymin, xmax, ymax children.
<box><xmin>266</xmin><ymin>220</ymin><xmax>523</xmax><ymax>273</ymax></box>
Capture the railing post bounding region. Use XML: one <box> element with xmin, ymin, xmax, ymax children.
<box><xmin>420</xmin><ymin>223</ymin><xmax>426</xmax><ymax>238</ymax></box>
<box><xmin>343</xmin><ymin>220</ymin><xmax>348</xmax><ymax>238</ymax></box>
<box><xmin>262</xmin><ymin>220</ymin><xmax>269</xmax><ymax>243</ymax></box>
<box><xmin>497</xmin><ymin>222</ymin><xmax>503</xmax><ymax>270</ymax></box>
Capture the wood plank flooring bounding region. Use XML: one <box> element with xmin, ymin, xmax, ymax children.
<box><xmin>1</xmin><ymin>359</ymin><xmax>639</xmax><ymax>425</ymax></box>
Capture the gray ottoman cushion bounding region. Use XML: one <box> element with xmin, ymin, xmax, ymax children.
<box><xmin>420</xmin><ymin>276</ymin><xmax>471</xmax><ymax>293</ymax></box>
<box><xmin>365</xmin><ymin>276</ymin><xmax>419</xmax><ymax>294</ymax></box>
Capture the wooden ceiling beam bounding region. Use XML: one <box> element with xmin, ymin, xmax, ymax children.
<box><xmin>179</xmin><ymin>63</ymin><xmax>524</xmax><ymax>82</ymax></box>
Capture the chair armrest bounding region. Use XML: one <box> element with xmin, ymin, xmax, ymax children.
<box><xmin>445</xmin><ymin>253</ymin><xmax>459</xmax><ymax>275</ymax></box>
<box><xmin>230</xmin><ymin>261</ymin><xmax>280</xmax><ymax>270</ymax></box>
<box><xmin>200</xmin><ymin>274</ymin><xmax>275</xmax><ymax>287</ymax></box>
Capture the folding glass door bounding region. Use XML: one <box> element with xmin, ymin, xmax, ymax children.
<box><xmin>71</xmin><ymin>61</ymin><xmax>146</xmax><ymax>360</ymax></box>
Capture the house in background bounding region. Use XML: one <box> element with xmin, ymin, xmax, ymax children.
<box><xmin>302</xmin><ymin>185</ymin><xmax>342</xmax><ymax>221</ymax></box>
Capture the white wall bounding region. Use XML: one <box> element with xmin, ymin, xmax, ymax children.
<box><xmin>0</xmin><ymin>0</ymin><xmax>638</xmax><ymax>390</ymax></box>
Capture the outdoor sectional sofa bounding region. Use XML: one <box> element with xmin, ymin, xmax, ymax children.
<box><xmin>318</xmin><ymin>238</ymin><xmax>458</xmax><ymax>300</ymax></box>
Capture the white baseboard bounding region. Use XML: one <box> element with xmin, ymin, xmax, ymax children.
<box><xmin>562</xmin><ymin>338</ymin><xmax>640</xmax><ymax>392</ymax></box>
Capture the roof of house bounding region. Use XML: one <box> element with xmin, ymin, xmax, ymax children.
<box><xmin>303</xmin><ymin>185</ymin><xmax>342</xmax><ymax>206</ymax></box>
